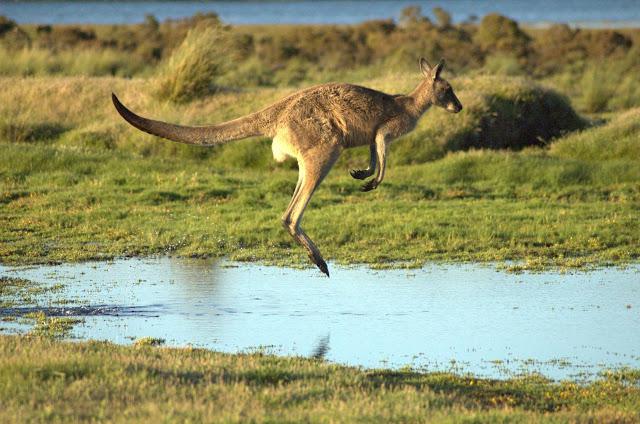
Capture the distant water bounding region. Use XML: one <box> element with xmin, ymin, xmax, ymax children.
<box><xmin>3</xmin><ymin>0</ymin><xmax>640</xmax><ymax>27</ymax></box>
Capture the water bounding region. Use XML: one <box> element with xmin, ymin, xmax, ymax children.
<box><xmin>2</xmin><ymin>258</ymin><xmax>639</xmax><ymax>380</ymax></box>
<box><xmin>3</xmin><ymin>0</ymin><xmax>640</xmax><ymax>27</ymax></box>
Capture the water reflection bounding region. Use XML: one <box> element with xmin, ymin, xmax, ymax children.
<box><xmin>1</xmin><ymin>258</ymin><xmax>639</xmax><ymax>380</ymax></box>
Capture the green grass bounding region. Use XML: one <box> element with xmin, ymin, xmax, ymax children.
<box><xmin>0</xmin><ymin>335</ymin><xmax>639</xmax><ymax>422</ymax></box>
<box><xmin>1</xmin><ymin>139</ymin><xmax>638</xmax><ymax>268</ymax></box>
<box><xmin>550</xmin><ymin>108</ymin><xmax>640</xmax><ymax>161</ymax></box>
<box><xmin>1</xmin><ymin>17</ymin><xmax>639</xmax><ymax>422</ymax></box>
<box><xmin>544</xmin><ymin>52</ymin><xmax>640</xmax><ymax>114</ymax></box>
<box><xmin>0</xmin><ymin>73</ymin><xmax>638</xmax><ymax>269</ymax></box>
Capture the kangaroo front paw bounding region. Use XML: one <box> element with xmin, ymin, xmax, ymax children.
<box><xmin>350</xmin><ymin>169</ymin><xmax>370</xmax><ymax>180</ymax></box>
<box><xmin>361</xmin><ymin>179</ymin><xmax>379</xmax><ymax>192</ymax></box>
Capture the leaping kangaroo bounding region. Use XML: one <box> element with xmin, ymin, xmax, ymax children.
<box><xmin>112</xmin><ymin>58</ymin><xmax>462</xmax><ymax>277</ymax></box>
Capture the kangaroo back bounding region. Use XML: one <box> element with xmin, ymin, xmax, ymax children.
<box><xmin>112</xmin><ymin>94</ymin><xmax>266</xmax><ymax>146</ymax></box>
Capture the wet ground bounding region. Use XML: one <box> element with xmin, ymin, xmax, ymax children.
<box><xmin>1</xmin><ymin>258</ymin><xmax>639</xmax><ymax>380</ymax></box>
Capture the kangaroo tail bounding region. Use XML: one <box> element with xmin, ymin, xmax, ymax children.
<box><xmin>112</xmin><ymin>93</ymin><xmax>264</xmax><ymax>146</ymax></box>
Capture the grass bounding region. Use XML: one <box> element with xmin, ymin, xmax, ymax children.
<box><xmin>1</xmin><ymin>15</ymin><xmax>638</xmax><ymax>421</ymax></box>
<box><xmin>0</xmin><ymin>73</ymin><xmax>587</xmax><ymax>163</ymax></box>
<box><xmin>0</xmin><ymin>46</ymin><xmax>148</xmax><ymax>78</ymax></box>
<box><xmin>0</xmin><ymin>335</ymin><xmax>639</xmax><ymax>422</ymax></box>
<box><xmin>153</xmin><ymin>24</ymin><xmax>245</xmax><ymax>103</ymax></box>
<box><xmin>544</xmin><ymin>51</ymin><xmax>640</xmax><ymax>113</ymax></box>
<box><xmin>0</xmin><ymin>276</ymin><xmax>65</xmax><ymax>308</ymax></box>
<box><xmin>549</xmin><ymin>108</ymin><xmax>640</xmax><ymax>161</ymax></box>
<box><xmin>1</xmin><ymin>139</ymin><xmax>638</xmax><ymax>268</ymax></box>
<box><xmin>0</xmin><ymin>74</ymin><xmax>638</xmax><ymax>269</ymax></box>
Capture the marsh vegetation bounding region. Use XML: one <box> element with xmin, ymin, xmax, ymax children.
<box><xmin>1</xmin><ymin>334</ymin><xmax>639</xmax><ymax>422</ymax></box>
<box><xmin>1</xmin><ymin>7</ymin><xmax>640</xmax><ymax>421</ymax></box>
<box><xmin>0</xmin><ymin>68</ymin><xmax>638</xmax><ymax>268</ymax></box>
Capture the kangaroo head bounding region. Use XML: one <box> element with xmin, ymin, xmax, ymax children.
<box><xmin>419</xmin><ymin>58</ymin><xmax>463</xmax><ymax>113</ymax></box>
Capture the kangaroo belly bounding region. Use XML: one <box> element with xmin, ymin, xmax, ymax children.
<box><xmin>272</xmin><ymin>129</ymin><xmax>298</xmax><ymax>163</ymax></box>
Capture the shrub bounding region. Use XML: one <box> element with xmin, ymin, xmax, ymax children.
<box><xmin>475</xmin><ymin>14</ymin><xmax>530</xmax><ymax>58</ymax></box>
<box><xmin>482</xmin><ymin>54</ymin><xmax>525</xmax><ymax>76</ymax></box>
<box><xmin>52</xmin><ymin>26</ymin><xmax>97</xmax><ymax>49</ymax></box>
<box><xmin>0</xmin><ymin>15</ymin><xmax>31</xmax><ymax>50</ymax></box>
<box><xmin>154</xmin><ymin>24</ymin><xmax>244</xmax><ymax>103</ymax></box>
<box><xmin>547</xmin><ymin>49</ymin><xmax>640</xmax><ymax>113</ymax></box>
<box><xmin>390</xmin><ymin>76</ymin><xmax>586</xmax><ymax>164</ymax></box>
<box><xmin>399</xmin><ymin>6</ymin><xmax>430</xmax><ymax>28</ymax></box>
<box><xmin>0</xmin><ymin>15</ymin><xmax>17</xmax><ymax>36</ymax></box>
<box><xmin>432</xmin><ymin>7</ymin><xmax>452</xmax><ymax>29</ymax></box>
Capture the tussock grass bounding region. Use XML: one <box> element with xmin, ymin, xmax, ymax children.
<box><xmin>545</xmin><ymin>50</ymin><xmax>640</xmax><ymax>113</ymax></box>
<box><xmin>0</xmin><ymin>335</ymin><xmax>639</xmax><ymax>422</ymax></box>
<box><xmin>153</xmin><ymin>24</ymin><xmax>244</xmax><ymax>103</ymax></box>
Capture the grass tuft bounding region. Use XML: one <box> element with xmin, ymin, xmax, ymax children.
<box><xmin>153</xmin><ymin>24</ymin><xmax>243</xmax><ymax>103</ymax></box>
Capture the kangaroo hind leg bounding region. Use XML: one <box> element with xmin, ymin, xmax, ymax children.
<box><xmin>282</xmin><ymin>146</ymin><xmax>341</xmax><ymax>277</ymax></box>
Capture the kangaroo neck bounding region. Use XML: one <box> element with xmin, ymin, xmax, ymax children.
<box><xmin>408</xmin><ymin>79</ymin><xmax>434</xmax><ymax>116</ymax></box>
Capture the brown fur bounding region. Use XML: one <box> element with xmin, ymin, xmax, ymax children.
<box><xmin>112</xmin><ymin>58</ymin><xmax>462</xmax><ymax>276</ymax></box>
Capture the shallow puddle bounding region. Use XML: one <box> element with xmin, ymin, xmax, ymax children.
<box><xmin>1</xmin><ymin>258</ymin><xmax>639</xmax><ymax>380</ymax></box>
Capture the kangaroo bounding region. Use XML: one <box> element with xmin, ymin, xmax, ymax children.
<box><xmin>112</xmin><ymin>58</ymin><xmax>462</xmax><ymax>277</ymax></box>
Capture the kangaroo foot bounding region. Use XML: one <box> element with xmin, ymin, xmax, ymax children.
<box><xmin>350</xmin><ymin>169</ymin><xmax>371</xmax><ymax>180</ymax></box>
<box><xmin>310</xmin><ymin>254</ymin><xmax>330</xmax><ymax>277</ymax></box>
<box><xmin>361</xmin><ymin>179</ymin><xmax>379</xmax><ymax>192</ymax></box>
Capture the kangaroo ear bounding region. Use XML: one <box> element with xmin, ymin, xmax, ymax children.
<box><xmin>419</xmin><ymin>57</ymin><xmax>432</xmax><ymax>77</ymax></box>
<box><xmin>432</xmin><ymin>59</ymin><xmax>445</xmax><ymax>80</ymax></box>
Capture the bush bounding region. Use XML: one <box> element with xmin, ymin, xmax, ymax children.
<box><xmin>475</xmin><ymin>14</ymin><xmax>530</xmax><ymax>58</ymax></box>
<box><xmin>581</xmin><ymin>66</ymin><xmax>612</xmax><ymax>113</ymax></box>
<box><xmin>432</xmin><ymin>7</ymin><xmax>452</xmax><ymax>29</ymax></box>
<box><xmin>0</xmin><ymin>15</ymin><xmax>30</xmax><ymax>50</ymax></box>
<box><xmin>482</xmin><ymin>54</ymin><xmax>525</xmax><ymax>76</ymax></box>
<box><xmin>0</xmin><ymin>15</ymin><xmax>17</xmax><ymax>36</ymax></box>
<box><xmin>154</xmin><ymin>24</ymin><xmax>244</xmax><ymax>103</ymax></box>
<box><xmin>399</xmin><ymin>6</ymin><xmax>429</xmax><ymax>28</ymax></box>
<box><xmin>390</xmin><ymin>76</ymin><xmax>586</xmax><ymax>165</ymax></box>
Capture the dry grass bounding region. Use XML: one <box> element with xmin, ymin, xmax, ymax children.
<box><xmin>0</xmin><ymin>73</ymin><xmax>587</xmax><ymax>164</ymax></box>
<box><xmin>153</xmin><ymin>24</ymin><xmax>246</xmax><ymax>103</ymax></box>
<box><xmin>0</xmin><ymin>47</ymin><xmax>147</xmax><ymax>77</ymax></box>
